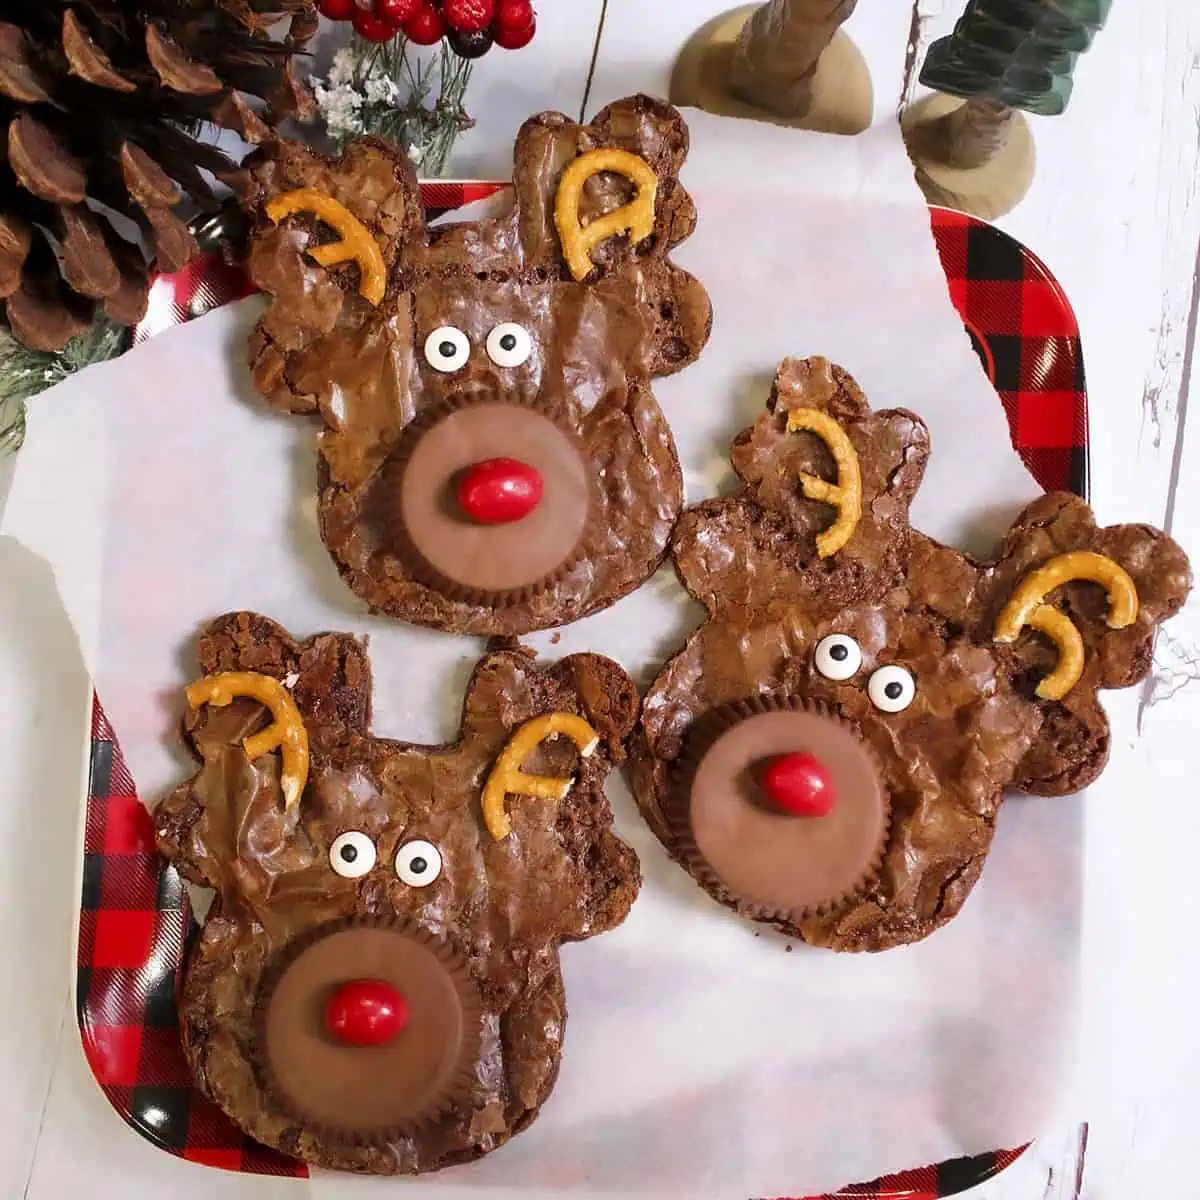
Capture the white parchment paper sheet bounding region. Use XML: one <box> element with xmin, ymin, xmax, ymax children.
<box><xmin>1</xmin><ymin>116</ymin><xmax>1080</xmax><ymax>1199</ymax></box>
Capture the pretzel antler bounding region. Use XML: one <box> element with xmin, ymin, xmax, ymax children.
<box><xmin>994</xmin><ymin>550</ymin><xmax>1139</xmax><ymax>700</ymax></box>
<box><xmin>786</xmin><ymin>407</ymin><xmax>863</xmax><ymax>557</ymax></box>
<box><xmin>186</xmin><ymin>671</ymin><xmax>310</xmax><ymax>810</ymax></box>
<box><xmin>265</xmin><ymin>188</ymin><xmax>388</xmax><ymax>305</ymax></box>
<box><xmin>554</xmin><ymin>148</ymin><xmax>659</xmax><ymax>282</ymax></box>
<box><xmin>481</xmin><ymin>713</ymin><xmax>600</xmax><ymax>840</ymax></box>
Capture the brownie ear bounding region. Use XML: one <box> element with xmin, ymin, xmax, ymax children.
<box><xmin>457</xmin><ymin>647</ymin><xmax>638</xmax><ymax>755</ymax></box>
<box><xmin>510</xmin><ymin>95</ymin><xmax>712</xmax><ymax>376</ymax></box>
<box><xmin>674</xmin><ymin>358</ymin><xmax>929</xmax><ymax>617</ymax></box>
<box><xmin>154</xmin><ymin>613</ymin><xmax>373</xmax><ymax>892</ymax></box>
<box><xmin>243</xmin><ymin>136</ymin><xmax>424</xmax><ymax>415</ymax></box>
<box><xmin>629</xmin><ymin>258</ymin><xmax>713</xmax><ymax>377</ymax></box>
<box><xmin>512</xmin><ymin>96</ymin><xmax>704</xmax><ymax>271</ymax></box>
<box><xmin>990</xmin><ymin>493</ymin><xmax>1192</xmax><ymax>692</ymax></box>
<box><xmin>988</xmin><ymin>494</ymin><xmax>1192</xmax><ymax>794</ymax></box>
<box><xmin>458</xmin><ymin>649</ymin><xmax>641</xmax><ymax>939</ymax></box>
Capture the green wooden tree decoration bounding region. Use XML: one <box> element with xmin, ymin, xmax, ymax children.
<box><xmin>903</xmin><ymin>0</ymin><xmax>1111</xmax><ymax>220</ymax></box>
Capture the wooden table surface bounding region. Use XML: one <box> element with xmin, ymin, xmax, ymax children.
<box><xmin>1</xmin><ymin>2</ymin><xmax>1197</xmax><ymax>1196</ymax></box>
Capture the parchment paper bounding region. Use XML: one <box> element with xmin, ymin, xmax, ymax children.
<box><xmin>0</xmin><ymin>115</ymin><xmax>1081</xmax><ymax>1199</ymax></box>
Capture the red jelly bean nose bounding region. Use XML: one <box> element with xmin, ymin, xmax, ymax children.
<box><xmin>456</xmin><ymin>458</ymin><xmax>543</xmax><ymax>524</ymax></box>
<box><xmin>324</xmin><ymin>979</ymin><xmax>409</xmax><ymax>1047</ymax></box>
<box><xmin>760</xmin><ymin>752</ymin><xmax>837</xmax><ymax>818</ymax></box>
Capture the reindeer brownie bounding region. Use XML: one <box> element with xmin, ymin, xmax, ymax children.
<box><xmin>631</xmin><ymin>357</ymin><xmax>1192</xmax><ymax>952</ymax></box>
<box><xmin>241</xmin><ymin>95</ymin><xmax>711</xmax><ymax>635</ymax></box>
<box><xmin>155</xmin><ymin>613</ymin><xmax>640</xmax><ymax>1173</ymax></box>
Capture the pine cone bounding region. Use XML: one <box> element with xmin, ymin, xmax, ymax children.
<box><xmin>0</xmin><ymin>1</ymin><xmax>318</xmax><ymax>351</ymax></box>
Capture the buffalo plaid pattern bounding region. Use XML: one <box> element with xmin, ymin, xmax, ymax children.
<box><xmin>929</xmin><ymin>206</ymin><xmax>1089</xmax><ymax>499</ymax></box>
<box><xmin>80</xmin><ymin>702</ymin><xmax>305</xmax><ymax>1176</ymax></box>
<box><xmin>76</xmin><ymin>191</ymin><xmax>1081</xmax><ymax>1189</ymax></box>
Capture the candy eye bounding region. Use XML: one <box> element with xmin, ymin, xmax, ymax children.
<box><xmin>395</xmin><ymin>839</ymin><xmax>443</xmax><ymax>887</ymax></box>
<box><xmin>329</xmin><ymin>831</ymin><xmax>377</xmax><ymax>879</ymax></box>
<box><xmin>814</xmin><ymin>634</ymin><xmax>862</xmax><ymax>681</ymax></box>
<box><xmin>424</xmin><ymin>326</ymin><xmax>470</xmax><ymax>373</ymax></box>
<box><xmin>486</xmin><ymin>323</ymin><xmax>533</xmax><ymax>368</ymax></box>
<box><xmin>868</xmin><ymin>665</ymin><xmax>915</xmax><ymax>713</ymax></box>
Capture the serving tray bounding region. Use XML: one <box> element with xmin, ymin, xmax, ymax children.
<box><xmin>78</xmin><ymin>193</ymin><xmax>1088</xmax><ymax>1196</ymax></box>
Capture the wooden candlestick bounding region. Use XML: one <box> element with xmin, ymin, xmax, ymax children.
<box><xmin>670</xmin><ymin>0</ymin><xmax>872</xmax><ymax>136</ymax></box>
<box><xmin>903</xmin><ymin>94</ymin><xmax>1036</xmax><ymax>221</ymax></box>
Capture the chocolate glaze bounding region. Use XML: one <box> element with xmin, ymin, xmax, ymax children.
<box><xmin>242</xmin><ymin>96</ymin><xmax>712</xmax><ymax>635</ymax></box>
<box><xmin>632</xmin><ymin>357</ymin><xmax>1192</xmax><ymax>952</ymax></box>
<box><xmin>155</xmin><ymin>612</ymin><xmax>641</xmax><ymax>1173</ymax></box>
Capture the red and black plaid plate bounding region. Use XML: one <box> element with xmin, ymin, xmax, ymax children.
<box><xmin>78</xmin><ymin>191</ymin><xmax>1087</xmax><ymax>1195</ymax></box>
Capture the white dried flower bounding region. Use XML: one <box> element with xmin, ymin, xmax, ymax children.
<box><xmin>364</xmin><ymin>73</ymin><xmax>400</xmax><ymax>106</ymax></box>
<box><xmin>314</xmin><ymin>79</ymin><xmax>365</xmax><ymax>141</ymax></box>
<box><xmin>326</xmin><ymin>47</ymin><xmax>358</xmax><ymax>91</ymax></box>
<box><xmin>407</xmin><ymin>143</ymin><xmax>425</xmax><ymax>165</ymax></box>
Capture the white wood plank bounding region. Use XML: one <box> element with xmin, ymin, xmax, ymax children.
<box><xmin>1078</xmin><ymin>253</ymin><xmax>1200</xmax><ymax>1197</ymax></box>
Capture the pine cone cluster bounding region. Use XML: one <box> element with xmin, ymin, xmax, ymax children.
<box><xmin>1</xmin><ymin>1</ymin><xmax>318</xmax><ymax>351</ymax></box>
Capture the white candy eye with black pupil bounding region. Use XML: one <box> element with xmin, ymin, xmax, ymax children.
<box><xmin>814</xmin><ymin>634</ymin><xmax>862</xmax><ymax>681</ymax></box>
<box><xmin>424</xmin><ymin>326</ymin><xmax>470</xmax><ymax>373</ymax></box>
<box><xmin>329</xmin><ymin>831</ymin><xmax>376</xmax><ymax>879</ymax></box>
<box><xmin>486</xmin><ymin>323</ymin><xmax>533</xmax><ymax>368</ymax></box>
<box><xmin>395</xmin><ymin>839</ymin><xmax>442</xmax><ymax>887</ymax></box>
<box><xmin>868</xmin><ymin>665</ymin><xmax>916</xmax><ymax>713</ymax></box>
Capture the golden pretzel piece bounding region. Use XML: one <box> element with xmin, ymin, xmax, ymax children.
<box><xmin>994</xmin><ymin>550</ymin><xmax>1139</xmax><ymax>701</ymax></box>
<box><xmin>481</xmin><ymin>712</ymin><xmax>600</xmax><ymax>841</ymax></box>
<box><xmin>265</xmin><ymin>188</ymin><xmax>387</xmax><ymax>305</ymax></box>
<box><xmin>186</xmin><ymin>671</ymin><xmax>310</xmax><ymax>810</ymax></box>
<box><xmin>786</xmin><ymin>407</ymin><xmax>863</xmax><ymax>558</ymax></box>
<box><xmin>554</xmin><ymin>148</ymin><xmax>659</xmax><ymax>282</ymax></box>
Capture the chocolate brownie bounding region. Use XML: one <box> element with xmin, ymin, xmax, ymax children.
<box><xmin>241</xmin><ymin>94</ymin><xmax>712</xmax><ymax>635</ymax></box>
<box><xmin>155</xmin><ymin>612</ymin><xmax>640</xmax><ymax>1173</ymax></box>
<box><xmin>631</xmin><ymin>357</ymin><xmax>1192</xmax><ymax>951</ymax></box>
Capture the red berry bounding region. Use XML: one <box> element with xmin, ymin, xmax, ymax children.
<box><xmin>324</xmin><ymin>979</ymin><xmax>409</xmax><ymax>1047</ymax></box>
<box><xmin>444</xmin><ymin>0</ymin><xmax>494</xmax><ymax>34</ymax></box>
<box><xmin>456</xmin><ymin>458</ymin><xmax>543</xmax><ymax>524</ymax></box>
<box><xmin>448</xmin><ymin>26</ymin><xmax>493</xmax><ymax>58</ymax></box>
<box><xmin>760</xmin><ymin>753</ymin><xmax>837</xmax><ymax>818</ymax></box>
<box><xmin>318</xmin><ymin>0</ymin><xmax>357</xmax><ymax>19</ymax></box>
<box><xmin>377</xmin><ymin>0</ymin><xmax>421</xmax><ymax>24</ymax></box>
<box><xmin>493</xmin><ymin>0</ymin><xmax>533</xmax><ymax>34</ymax></box>
<box><xmin>352</xmin><ymin>5</ymin><xmax>396</xmax><ymax>39</ymax></box>
<box><xmin>493</xmin><ymin>11</ymin><xmax>535</xmax><ymax>49</ymax></box>
<box><xmin>402</xmin><ymin>4</ymin><xmax>447</xmax><ymax>44</ymax></box>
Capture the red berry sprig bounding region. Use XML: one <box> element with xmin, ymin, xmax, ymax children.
<box><xmin>318</xmin><ymin>0</ymin><xmax>536</xmax><ymax>56</ymax></box>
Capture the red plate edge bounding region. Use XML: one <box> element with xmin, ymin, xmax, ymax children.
<box><xmin>80</xmin><ymin>190</ymin><xmax>1087</xmax><ymax>1193</ymax></box>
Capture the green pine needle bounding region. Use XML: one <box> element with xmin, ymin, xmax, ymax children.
<box><xmin>325</xmin><ymin>36</ymin><xmax>475</xmax><ymax>176</ymax></box>
<box><xmin>0</xmin><ymin>318</ymin><xmax>129</xmax><ymax>456</ymax></box>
